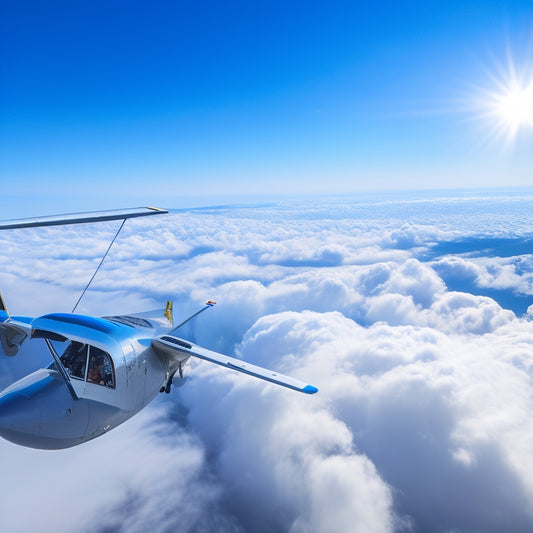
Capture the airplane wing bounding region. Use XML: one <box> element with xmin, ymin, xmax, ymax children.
<box><xmin>0</xmin><ymin>206</ymin><xmax>169</xmax><ymax>314</ymax></box>
<box><xmin>0</xmin><ymin>206</ymin><xmax>168</xmax><ymax>230</ymax></box>
<box><xmin>152</xmin><ymin>334</ymin><xmax>318</xmax><ymax>394</ymax></box>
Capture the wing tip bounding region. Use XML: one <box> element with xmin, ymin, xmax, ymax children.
<box><xmin>302</xmin><ymin>384</ymin><xmax>319</xmax><ymax>394</ymax></box>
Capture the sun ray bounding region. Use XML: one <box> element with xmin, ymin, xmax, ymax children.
<box><xmin>471</xmin><ymin>47</ymin><xmax>533</xmax><ymax>147</ymax></box>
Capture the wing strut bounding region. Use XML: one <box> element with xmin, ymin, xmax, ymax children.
<box><xmin>43</xmin><ymin>338</ymin><xmax>79</xmax><ymax>400</ymax></box>
<box><xmin>72</xmin><ymin>219</ymin><xmax>127</xmax><ymax>313</ymax></box>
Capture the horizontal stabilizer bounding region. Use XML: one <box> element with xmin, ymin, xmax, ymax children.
<box><xmin>0</xmin><ymin>207</ymin><xmax>168</xmax><ymax>230</ymax></box>
<box><xmin>152</xmin><ymin>335</ymin><xmax>318</xmax><ymax>394</ymax></box>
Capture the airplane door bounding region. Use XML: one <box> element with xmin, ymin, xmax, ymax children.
<box><xmin>82</xmin><ymin>346</ymin><xmax>120</xmax><ymax>407</ymax></box>
<box><xmin>82</xmin><ymin>345</ymin><xmax>126</xmax><ymax>436</ymax></box>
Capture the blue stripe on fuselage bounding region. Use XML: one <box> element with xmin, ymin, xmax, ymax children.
<box><xmin>41</xmin><ymin>313</ymin><xmax>132</xmax><ymax>335</ymax></box>
<box><xmin>31</xmin><ymin>313</ymin><xmax>135</xmax><ymax>345</ymax></box>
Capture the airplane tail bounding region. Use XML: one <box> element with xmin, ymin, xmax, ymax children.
<box><xmin>0</xmin><ymin>290</ymin><xmax>27</xmax><ymax>356</ymax></box>
<box><xmin>164</xmin><ymin>301</ymin><xmax>173</xmax><ymax>326</ymax></box>
<box><xmin>0</xmin><ymin>290</ymin><xmax>8</xmax><ymax>320</ymax></box>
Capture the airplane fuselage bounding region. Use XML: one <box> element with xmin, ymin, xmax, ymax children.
<box><xmin>0</xmin><ymin>312</ymin><xmax>183</xmax><ymax>449</ymax></box>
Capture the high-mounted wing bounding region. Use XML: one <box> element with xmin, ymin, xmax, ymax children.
<box><xmin>0</xmin><ymin>207</ymin><xmax>168</xmax><ymax>230</ymax></box>
<box><xmin>0</xmin><ymin>207</ymin><xmax>169</xmax><ymax>313</ymax></box>
<box><xmin>152</xmin><ymin>334</ymin><xmax>318</xmax><ymax>394</ymax></box>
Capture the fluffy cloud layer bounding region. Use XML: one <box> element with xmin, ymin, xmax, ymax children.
<box><xmin>1</xmin><ymin>194</ymin><xmax>533</xmax><ymax>532</ymax></box>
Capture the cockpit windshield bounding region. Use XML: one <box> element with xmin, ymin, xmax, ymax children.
<box><xmin>61</xmin><ymin>341</ymin><xmax>87</xmax><ymax>379</ymax></box>
<box><xmin>103</xmin><ymin>315</ymin><xmax>153</xmax><ymax>329</ymax></box>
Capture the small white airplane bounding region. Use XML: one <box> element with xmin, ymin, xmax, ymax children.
<box><xmin>0</xmin><ymin>207</ymin><xmax>317</xmax><ymax>450</ymax></box>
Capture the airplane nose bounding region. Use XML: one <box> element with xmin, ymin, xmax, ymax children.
<box><xmin>0</xmin><ymin>369</ymin><xmax>91</xmax><ymax>449</ymax></box>
<box><xmin>0</xmin><ymin>369</ymin><xmax>59</xmax><ymax>447</ymax></box>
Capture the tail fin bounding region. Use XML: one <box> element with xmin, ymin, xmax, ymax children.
<box><xmin>0</xmin><ymin>290</ymin><xmax>7</xmax><ymax>316</ymax></box>
<box><xmin>0</xmin><ymin>294</ymin><xmax>28</xmax><ymax>353</ymax></box>
<box><xmin>164</xmin><ymin>301</ymin><xmax>173</xmax><ymax>326</ymax></box>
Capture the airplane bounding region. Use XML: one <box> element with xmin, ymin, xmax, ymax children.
<box><xmin>0</xmin><ymin>207</ymin><xmax>318</xmax><ymax>450</ymax></box>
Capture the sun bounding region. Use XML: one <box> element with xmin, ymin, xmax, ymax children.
<box><xmin>494</xmin><ymin>80</ymin><xmax>533</xmax><ymax>131</ymax></box>
<box><xmin>470</xmin><ymin>50</ymin><xmax>533</xmax><ymax>146</ymax></box>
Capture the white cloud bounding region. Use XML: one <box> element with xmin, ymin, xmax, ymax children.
<box><xmin>424</xmin><ymin>291</ymin><xmax>515</xmax><ymax>334</ymax></box>
<box><xmin>0</xmin><ymin>404</ymin><xmax>242</xmax><ymax>533</ymax></box>
<box><xmin>2</xmin><ymin>197</ymin><xmax>533</xmax><ymax>532</ymax></box>
<box><xmin>434</xmin><ymin>255</ymin><xmax>533</xmax><ymax>297</ymax></box>
<box><xmin>179</xmin><ymin>328</ymin><xmax>396</xmax><ymax>533</ymax></box>
<box><xmin>230</xmin><ymin>309</ymin><xmax>533</xmax><ymax>531</ymax></box>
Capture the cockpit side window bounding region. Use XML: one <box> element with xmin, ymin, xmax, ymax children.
<box><xmin>56</xmin><ymin>341</ymin><xmax>115</xmax><ymax>389</ymax></box>
<box><xmin>60</xmin><ymin>341</ymin><xmax>88</xmax><ymax>380</ymax></box>
<box><xmin>87</xmin><ymin>346</ymin><xmax>115</xmax><ymax>389</ymax></box>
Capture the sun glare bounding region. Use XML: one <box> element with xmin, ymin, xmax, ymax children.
<box><xmin>471</xmin><ymin>49</ymin><xmax>533</xmax><ymax>146</ymax></box>
<box><xmin>495</xmin><ymin>81</ymin><xmax>533</xmax><ymax>129</ymax></box>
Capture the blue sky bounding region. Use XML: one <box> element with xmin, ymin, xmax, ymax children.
<box><xmin>1</xmin><ymin>1</ymin><xmax>532</xmax><ymax>214</ymax></box>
